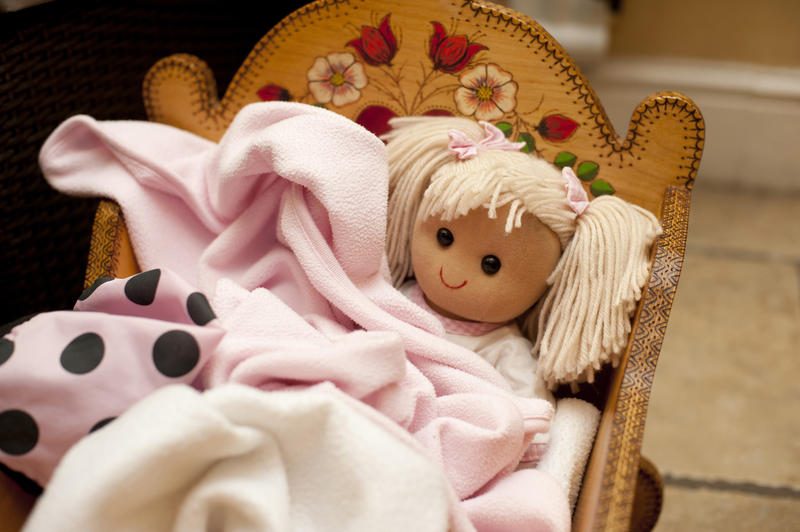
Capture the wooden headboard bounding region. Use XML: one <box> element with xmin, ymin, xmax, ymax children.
<box><xmin>142</xmin><ymin>0</ymin><xmax>703</xmax><ymax>218</ymax></box>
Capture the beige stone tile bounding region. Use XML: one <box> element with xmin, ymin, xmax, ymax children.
<box><xmin>641</xmin><ymin>251</ymin><xmax>800</xmax><ymax>486</ymax></box>
<box><xmin>655</xmin><ymin>485</ymin><xmax>800</xmax><ymax>532</ymax></box>
<box><xmin>687</xmin><ymin>183</ymin><xmax>800</xmax><ymax>260</ymax></box>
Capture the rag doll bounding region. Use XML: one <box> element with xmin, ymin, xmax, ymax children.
<box><xmin>384</xmin><ymin>116</ymin><xmax>662</xmax><ymax>394</ymax></box>
<box><xmin>383</xmin><ymin>117</ymin><xmax>662</xmax><ymax>504</ymax></box>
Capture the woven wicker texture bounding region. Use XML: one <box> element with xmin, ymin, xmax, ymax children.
<box><xmin>0</xmin><ymin>0</ymin><xmax>306</xmax><ymax>325</ymax></box>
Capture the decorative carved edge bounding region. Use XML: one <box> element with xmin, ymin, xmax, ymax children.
<box><xmin>143</xmin><ymin>53</ymin><xmax>222</xmax><ymax>128</ymax></box>
<box><xmin>623</xmin><ymin>92</ymin><xmax>705</xmax><ymax>189</ymax></box>
<box><xmin>84</xmin><ymin>200</ymin><xmax>124</xmax><ymax>288</ymax></box>
<box><xmin>596</xmin><ymin>185</ymin><xmax>691</xmax><ymax>529</ymax></box>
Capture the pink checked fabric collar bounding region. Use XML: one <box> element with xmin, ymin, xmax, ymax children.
<box><xmin>408</xmin><ymin>283</ymin><xmax>508</xmax><ymax>336</ymax></box>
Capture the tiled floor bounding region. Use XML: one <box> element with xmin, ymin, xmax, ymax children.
<box><xmin>641</xmin><ymin>182</ymin><xmax>800</xmax><ymax>530</ymax></box>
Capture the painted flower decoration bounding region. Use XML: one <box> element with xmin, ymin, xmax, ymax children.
<box><xmin>307</xmin><ymin>52</ymin><xmax>368</xmax><ymax>107</ymax></box>
<box><xmin>347</xmin><ymin>14</ymin><xmax>397</xmax><ymax>66</ymax></box>
<box><xmin>454</xmin><ymin>63</ymin><xmax>518</xmax><ymax>121</ymax></box>
<box><xmin>537</xmin><ymin>114</ymin><xmax>579</xmax><ymax>141</ymax></box>
<box><xmin>429</xmin><ymin>22</ymin><xmax>487</xmax><ymax>74</ymax></box>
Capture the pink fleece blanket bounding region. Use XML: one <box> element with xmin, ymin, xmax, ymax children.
<box><xmin>3</xmin><ymin>102</ymin><xmax>569</xmax><ymax>530</ymax></box>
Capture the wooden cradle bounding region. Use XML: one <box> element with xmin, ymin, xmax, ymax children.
<box><xmin>2</xmin><ymin>1</ymin><xmax>704</xmax><ymax>530</ymax></box>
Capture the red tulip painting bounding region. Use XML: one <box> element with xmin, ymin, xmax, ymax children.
<box><xmin>536</xmin><ymin>114</ymin><xmax>579</xmax><ymax>142</ymax></box>
<box><xmin>346</xmin><ymin>14</ymin><xmax>398</xmax><ymax>66</ymax></box>
<box><xmin>257</xmin><ymin>84</ymin><xmax>292</xmax><ymax>102</ymax></box>
<box><xmin>261</xmin><ymin>11</ymin><xmax>604</xmax><ymax>191</ymax></box>
<box><xmin>428</xmin><ymin>22</ymin><xmax>487</xmax><ymax>74</ymax></box>
<box><xmin>334</xmin><ymin>16</ymin><xmax>490</xmax><ymax>114</ymax></box>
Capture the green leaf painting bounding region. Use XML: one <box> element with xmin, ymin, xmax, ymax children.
<box><xmin>554</xmin><ymin>151</ymin><xmax>577</xmax><ymax>169</ymax></box>
<box><xmin>553</xmin><ymin>153</ymin><xmax>615</xmax><ymax>196</ymax></box>
<box><xmin>576</xmin><ymin>161</ymin><xmax>599</xmax><ymax>182</ymax></box>
<box><xmin>517</xmin><ymin>132</ymin><xmax>535</xmax><ymax>153</ymax></box>
<box><xmin>590</xmin><ymin>179</ymin><xmax>615</xmax><ymax>197</ymax></box>
<box><xmin>495</xmin><ymin>122</ymin><xmax>513</xmax><ymax>138</ymax></box>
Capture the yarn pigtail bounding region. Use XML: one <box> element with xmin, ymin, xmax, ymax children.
<box><xmin>532</xmin><ymin>196</ymin><xmax>663</xmax><ymax>389</ymax></box>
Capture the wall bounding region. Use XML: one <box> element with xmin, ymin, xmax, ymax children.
<box><xmin>609</xmin><ymin>0</ymin><xmax>800</xmax><ymax>68</ymax></box>
<box><xmin>594</xmin><ymin>0</ymin><xmax>800</xmax><ymax>190</ymax></box>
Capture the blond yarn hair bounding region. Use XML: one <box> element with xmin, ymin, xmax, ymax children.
<box><xmin>384</xmin><ymin>116</ymin><xmax>662</xmax><ymax>388</ymax></box>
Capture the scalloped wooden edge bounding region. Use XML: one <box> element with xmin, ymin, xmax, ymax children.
<box><xmin>143</xmin><ymin>53</ymin><xmax>225</xmax><ymax>140</ymax></box>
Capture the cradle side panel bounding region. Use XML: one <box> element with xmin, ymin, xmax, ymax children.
<box><xmin>573</xmin><ymin>186</ymin><xmax>691</xmax><ymax>530</ymax></box>
<box><xmin>84</xmin><ymin>200</ymin><xmax>140</xmax><ymax>286</ymax></box>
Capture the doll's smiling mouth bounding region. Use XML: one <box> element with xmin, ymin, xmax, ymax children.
<box><xmin>439</xmin><ymin>267</ymin><xmax>467</xmax><ymax>289</ymax></box>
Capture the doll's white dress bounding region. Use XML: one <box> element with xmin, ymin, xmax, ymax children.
<box><xmin>401</xmin><ymin>281</ymin><xmax>553</xmax><ymax>402</ymax></box>
<box><xmin>445</xmin><ymin>323</ymin><xmax>554</xmax><ymax>402</ymax></box>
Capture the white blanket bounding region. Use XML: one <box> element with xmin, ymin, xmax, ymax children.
<box><xmin>23</xmin><ymin>383</ymin><xmax>463</xmax><ymax>532</ymax></box>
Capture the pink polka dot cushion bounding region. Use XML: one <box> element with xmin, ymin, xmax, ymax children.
<box><xmin>0</xmin><ymin>268</ymin><xmax>225</xmax><ymax>486</ymax></box>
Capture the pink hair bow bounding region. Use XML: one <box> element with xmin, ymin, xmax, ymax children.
<box><xmin>448</xmin><ymin>121</ymin><xmax>526</xmax><ymax>160</ymax></box>
<box><xmin>563</xmin><ymin>167</ymin><xmax>589</xmax><ymax>215</ymax></box>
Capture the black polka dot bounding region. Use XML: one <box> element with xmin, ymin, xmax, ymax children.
<box><xmin>124</xmin><ymin>269</ymin><xmax>161</xmax><ymax>306</ymax></box>
<box><xmin>0</xmin><ymin>338</ymin><xmax>12</xmax><ymax>367</ymax></box>
<box><xmin>0</xmin><ymin>410</ymin><xmax>38</xmax><ymax>455</ymax></box>
<box><xmin>60</xmin><ymin>333</ymin><xmax>105</xmax><ymax>375</ymax></box>
<box><xmin>187</xmin><ymin>292</ymin><xmax>216</xmax><ymax>326</ymax></box>
<box><xmin>153</xmin><ymin>330</ymin><xmax>199</xmax><ymax>378</ymax></box>
<box><xmin>78</xmin><ymin>276</ymin><xmax>114</xmax><ymax>301</ymax></box>
<box><xmin>89</xmin><ymin>417</ymin><xmax>116</xmax><ymax>433</ymax></box>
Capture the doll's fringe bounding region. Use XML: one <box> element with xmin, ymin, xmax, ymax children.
<box><xmin>526</xmin><ymin>196</ymin><xmax>662</xmax><ymax>389</ymax></box>
<box><xmin>383</xmin><ymin>116</ymin><xmax>485</xmax><ymax>286</ymax></box>
<box><xmin>419</xmin><ymin>151</ymin><xmax>573</xmax><ymax>245</ymax></box>
<box><xmin>384</xmin><ymin>117</ymin><xmax>575</xmax><ymax>285</ymax></box>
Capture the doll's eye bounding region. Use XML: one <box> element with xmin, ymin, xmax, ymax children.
<box><xmin>436</xmin><ymin>227</ymin><xmax>454</xmax><ymax>247</ymax></box>
<box><xmin>481</xmin><ymin>255</ymin><xmax>501</xmax><ymax>275</ymax></box>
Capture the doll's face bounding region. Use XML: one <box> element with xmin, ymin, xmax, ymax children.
<box><xmin>411</xmin><ymin>204</ymin><xmax>562</xmax><ymax>323</ymax></box>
